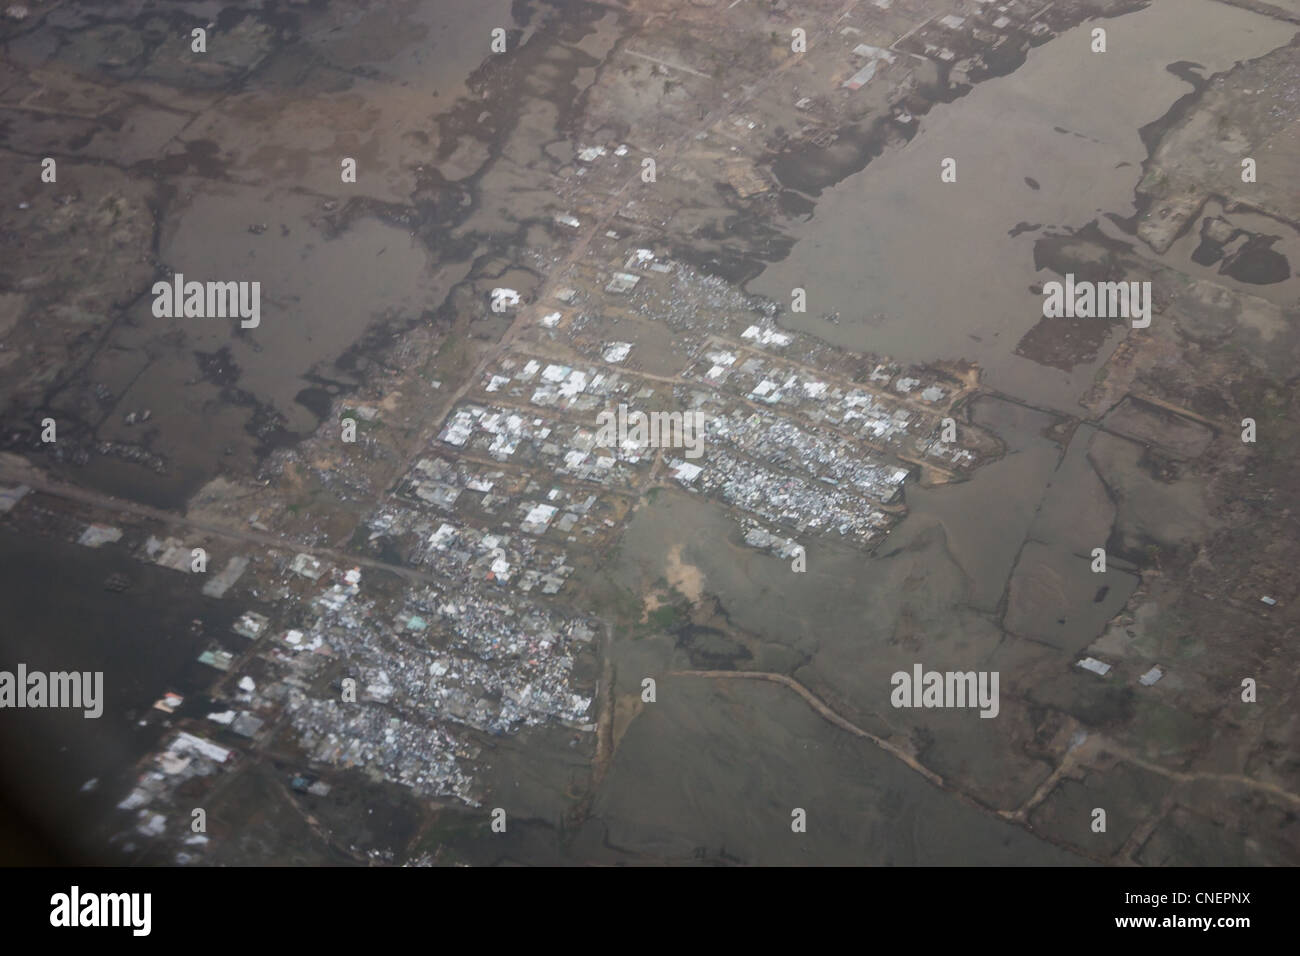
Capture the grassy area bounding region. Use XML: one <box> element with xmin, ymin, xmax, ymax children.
<box><xmin>647</xmin><ymin>604</ymin><xmax>682</xmax><ymax>632</ymax></box>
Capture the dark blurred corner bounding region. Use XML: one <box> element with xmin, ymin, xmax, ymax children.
<box><xmin>0</xmin><ymin>779</ymin><xmax>70</xmax><ymax>865</ymax></box>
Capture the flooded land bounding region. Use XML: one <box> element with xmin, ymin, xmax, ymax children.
<box><xmin>1</xmin><ymin>0</ymin><xmax>1297</xmax><ymax>866</ymax></box>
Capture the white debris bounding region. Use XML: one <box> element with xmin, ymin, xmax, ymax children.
<box><xmin>602</xmin><ymin>342</ymin><xmax>633</xmax><ymax>363</ymax></box>
<box><xmin>669</xmin><ymin>460</ymin><xmax>703</xmax><ymax>484</ymax></box>
<box><xmin>172</xmin><ymin>732</ymin><xmax>231</xmax><ymax>763</ymax></box>
<box><xmin>291</xmin><ymin>552</ymin><xmax>324</xmax><ymax>579</ymax></box>
<box><xmin>232</xmin><ymin>611</ymin><xmax>269</xmax><ymax>639</ymax></box>
<box><xmin>558</xmin><ymin>369</ymin><xmax>588</xmax><ymax>398</ymax></box>
<box><xmin>606</xmin><ymin>272</ymin><xmax>641</xmax><ymax>294</ymax></box>
<box><xmin>1076</xmin><ymin>657</ymin><xmax>1112</xmax><ymax>677</ymax></box>
<box><xmin>0</xmin><ymin>484</ymin><xmax>30</xmax><ymax>513</ymax></box>
<box><xmin>852</xmin><ymin>44</ymin><xmax>896</xmax><ymax>63</ymax></box>
<box><xmin>118</xmin><ymin>788</ymin><xmax>151</xmax><ymax>810</ymax></box>
<box><xmin>522</xmin><ymin>503</ymin><xmax>559</xmax><ymax>534</ymax></box>
<box><xmin>741</xmin><ymin>325</ymin><xmax>792</xmax><ymax>348</ymax></box>
<box><xmin>429</xmin><ymin>524</ymin><xmax>457</xmax><ymax>548</ymax></box>
<box><xmin>490</xmin><ymin>287</ymin><xmax>521</xmax><ymax>309</ymax></box>
<box><xmin>78</xmin><ymin>524</ymin><xmax>123</xmax><ymax>548</ymax></box>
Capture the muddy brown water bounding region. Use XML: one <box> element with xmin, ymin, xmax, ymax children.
<box><xmin>572</xmin><ymin>0</ymin><xmax>1294</xmax><ymax>859</ymax></box>
<box><xmin>7</xmin><ymin>0</ymin><xmax>1293</xmax><ymax>863</ymax></box>
<box><xmin>36</xmin><ymin>0</ymin><xmax>618</xmax><ymax>511</ymax></box>
<box><xmin>0</xmin><ymin>526</ymin><xmax>240</xmax><ymax>863</ymax></box>
<box><xmin>749</xmin><ymin>0</ymin><xmax>1291</xmax><ymax>415</ymax></box>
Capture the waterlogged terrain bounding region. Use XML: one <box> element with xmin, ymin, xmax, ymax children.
<box><xmin>750</xmin><ymin>0</ymin><xmax>1290</xmax><ymax>410</ymax></box>
<box><xmin>1</xmin><ymin>0</ymin><xmax>1297</xmax><ymax>866</ymax></box>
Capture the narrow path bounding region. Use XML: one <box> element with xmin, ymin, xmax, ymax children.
<box><xmin>671</xmin><ymin>667</ymin><xmax>1300</xmax><ymax>859</ymax></box>
<box><xmin>0</xmin><ymin>457</ymin><xmax>448</xmax><ymax>588</ymax></box>
<box><xmin>670</xmin><ymin>668</ymin><xmax>944</xmax><ymax>786</ymax></box>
